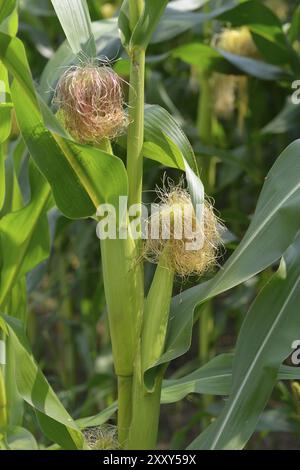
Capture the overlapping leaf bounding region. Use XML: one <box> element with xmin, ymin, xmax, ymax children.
<box><xmin>2</xmin><ymin>315</ymin><xmax>85</xmax><ymax>449</ymax></box>
<box><xmin>119</xmin><ymin>0</ymin><xmax>169</xmax><ymax>49</ymax></box>
<box><xmin>173</xmin><ymin>42</ymin><xmax>289</xmax><ymax>80</ymax></box>
<box><xmin>161</xmin><ymin>354</ymin><xmax>300</xmax><ymax>404</ymax></box>
<box><xmin>0</xmin><ymin>0</ymin><xmax>16</xmax><ymax>25</ymax></box>
<box><xmin>189</xmin><ymin>235</ymin><xmax>300</xmax><ymax>449</ymax></box>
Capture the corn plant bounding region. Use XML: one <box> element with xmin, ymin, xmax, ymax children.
<box><xmin>1</xmin><ymin>0</ymin><xmax>300</xmax><ymax>451</ymax></box>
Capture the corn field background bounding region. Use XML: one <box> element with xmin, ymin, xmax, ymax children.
<box><xmin>1</xmin><ymin>0</ymin><xmax>300</xmax><ymax>451</ymax></box>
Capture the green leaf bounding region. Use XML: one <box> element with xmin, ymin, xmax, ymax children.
<box><xmin>173</xmin><ymin>43</ymin><xmax>232</xmax><ymax>74</ymax></box>
<box><xmin>216</xmin><ymin>48</ymin><xmax>290</xmax><ymax>80</ymax></box>
<box><xmin>2</xmin><ymin>426</ymin><xmax>38</xmax><ymax>450</ymax></box>
<box><xmin>0</xmin><ymin>63</ymin><xmax>12</xmax><ymax>144</ymax></box>
<box><xmin>76</xmin><ymin>402</ymin><xmax>118</xmax><ymax>430</ymax></box>
<box><xmin>118</xmin><ymin>0</ymin><xmax>131</xmax><ymax>47</ymax></box>
<box><xmin>0</xmin><ymin>146</ymin><xmax>5</xmax><ymax>213</ymax></box>
<box><xmin>0</xmin><ymin>138</ymin><xmax>24</xmax><ymax>217</ymax></box>
<box><xmin>0</xmin><ymin>0</ymin><xmax>16</xmax><ymax>24</ymax></box>
<box><xmin>119</xmin><ymin>0</ymin><xmax>169</xmax><ymax>49</ymax></box>
<box><xmin>0</xmin><ymin>6</ymin><xmax>17</xmax><ymax>36</ymax></box>
<box><xmin>3</xmin><ymin>315</ymin><xmax>85</xmax><ymax>449</ymax></box>
<box><xmin>142</xmin><ymin>251</ymin><xmax>174</xmax><ymax>391</ymax></box>
<box><xmin>0</xmin><ymin>162</ymin><xmax>51</xmax><ymax>310</ymax></box>
<box><xmin>162</xmin><ymin>355</ymin><xmax>233</xmax><ymax>403</ymax></box>
<box><xmin>72</xmin><ymin>354</ymin><xmax>300</xmax><ymax>424</ymax></box>
<box><xmin>262</xmin><ymin>99</ymin><xmax>300</xmax><ymax>135</ymax></box>
<box><xmin>131</xmin><ymin>0</ymin><xmax>169</xmax><ymax>49</ymax></box>
<box><xmin>151</xmin><ymin>0</ymin><xmax>238</xmax><ymax>44</ymax></box>
<box><xmin>0</xmin><ymin>33</ymin><xmax>128</xmax><ymax>220</ymax></box>
<box><xmin>159</xmin><ymin>139</ymin><xmax>300</xmax><ymax>369</ymax></box>
<box><xmin>161</xmin><ymin>354</ymin><xmax>300</xmax><ymax>404</ymax></box>
<box><xmin>288</xmin><ymin>4</ymin><xmax>300</xmax><ymax>44</ymax></box>
<box><xmin>5</xmin><ymin>325</ymin><xmax>24</xmax><ymax>427</ymax></box>
<box><xmin>173</xmin><ymin>42</ymin><xmax>289</xmax><ymax>81</ymax></box>
<box><xmin>144</xmin><ymin>104</ymin><xmax>198</xmax><ymax>174</ymax></box>
<box><xmin>50</xmin><ymin>0</ymin><xmax>96</xmax><ymax>57</ymax></box>
<box><xmin>189</xmin><ymin>235</ymin><xmax>300</xmax><ymax>449</ymax></box>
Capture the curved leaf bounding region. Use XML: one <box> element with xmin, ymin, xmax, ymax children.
<box><xmin>0</xmin><ymin>0</ymin><xmax>16</xmax><ymax>25</ymax></box>
<box><xmin>76</xmin><ymin>402</ymin><xmax>118</xmax><ymax>430</ymax></box>
<box><xmin>50</xmin><ymin>0</ymin><xmax>96</xmax><ymax>57</ymax></box>
<box><xmin>0</xmin><ymin>163</ymin><xmax>51</xmax><ymax>310</ymax></box>
<box><xmin>3</xmin><ymin>426</ymin><xmax>38</xmax><ymax>450</ymax></box>
<box><xmin>151</xmin><ymin>0</ymin><xmax>238</xmax><ymax>44</ymax></box>
<box><xmin>144</xmin><ymin>104</ymin><xmax>198</xmax><ymax>174</ymax></box>
<box><xmin>262</xmin><ymin>99</ymin><xmax>300</xmax><ymax>135</ymax></box>
<box><xmin>189</xmin><ymin>235</ymin><xmax>300</xmax><ymax>449</ymax></box>
<box><xmin>173</xmin><ymin>42</ymin><xmax>289</xmax><ymax>80</ymax></box>
<box><xmin>216</xmin><ymin>48</ymin><xmax>290</xmax><ymax>81</ymax></box>
<box><xmin>2</xmin><ymin>316</ymin><xmax>85</xmax><ymax>449</ymax></box>
<box><xmin>162</xmin><ymin>354</ymin><xmax>300</xmax><ymax>404</ymax></box>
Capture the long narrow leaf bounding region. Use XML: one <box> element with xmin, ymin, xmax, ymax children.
<box><xmin>144</xmin><ymin>104</ymin><xmax>198</xmax><ymax>174</ymax></box>
<box><xmin>161</xmin><ymin>355</ymin><xmax>300</xmax><ymax>404</ymax></box>
<box><xmin>51</xmin><ymin>0</ymin><xmax>96</xmax><ymax>56</ymax></box>
<box><xmin>0</xmin><ymin>163</ymin><xmax>51</xmax><ymax>310</ymax></box>
<box><xmin>119</xmin><ymin>0</ymin><xmax>169</xmax><ymax>49</ymax></box>
<box><xmin>2</xmin><ymin>316</ymin><xmax>85</xmax><ymax>449</ymax></box>
<box><xmin>189</xmin><ymin>235</ymin><xmax>300</xmax><ymax>449</ymax></box>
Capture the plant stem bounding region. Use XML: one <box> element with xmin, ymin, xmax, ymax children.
<box><xmin>197</xmin><ymin>70</ymin><xmax>217</xmax><ymax>194</ymax></box>
<box><xmin>118</xmin><ymin>375</ymin><xmax>133</xmax><ymax>447</ymax></box>
<box><xmin>128</xmin><ymin>250</ymin><xmax>174</xmax><ymax>449</ymax></box>
<box><xmin>110</xmin><ymin>0</ymin><xmax>146</xmax><ymax>448</ymax></box>
<box><xmin>128</xmin><ymin>361</ymin><xmax>163</xmax><ymax>450</ymax></box>
<box><xmin>127</xmin><ymin>0</ymin><xmax>145</xmax><ymax>208</ymax></box>
<box><xmin>97</xmin><ymin>137</ymin><xmax>144</xmax><ymax>445</ymax></box>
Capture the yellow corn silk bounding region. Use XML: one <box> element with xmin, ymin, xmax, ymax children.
<box><xmin>144</xmin><ymin>186</ymin><xmax>222</xmax><ymax>277</ymax></box>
